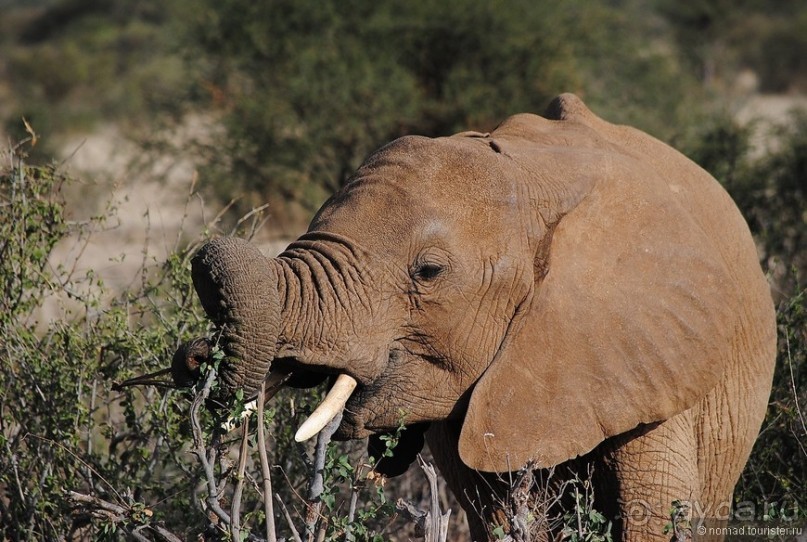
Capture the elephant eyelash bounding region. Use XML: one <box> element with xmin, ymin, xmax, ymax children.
<box><xmin>414</xmin><ymin>263</ymin><xmax>444</xmax><ymax>281</ymax></box>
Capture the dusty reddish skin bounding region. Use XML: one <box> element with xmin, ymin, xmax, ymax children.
<box><xmin>179</xmin><ymin>94</ymin><xmax>776</xmax><ymax>542</ymax></box>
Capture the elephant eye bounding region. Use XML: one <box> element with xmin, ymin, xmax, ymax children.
<box><xmin>414</xmin><ymin>262</ymin><xmax>444</xmax><ymax>281</ymax></box>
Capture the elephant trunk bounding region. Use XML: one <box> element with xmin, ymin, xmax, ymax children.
<box><xmin>190</xmin><ymin>237</ymin><xmax>282</xmax><ymax>397</ymax></box>
<box><xmin>271</xmin><ymin>233</ymin><xmax>375</xmax><ymax>438</ymax></box>
<box><xmin>181</xmin><ymin>234</ymin><xmax>364</xmax><ymax>440</ymax></box>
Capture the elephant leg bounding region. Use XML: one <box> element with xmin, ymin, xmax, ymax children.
<box><xmin>425</xmin><ymin>421</ymin><xmax>569</xmax><ymax>541</ymax></box>
<box><xmin>426</xmin><ymin>421</ymin><xmax>510</xmax><ymax>541</ymax></box>
<box><xmin>595</xmin><ymin>410</ymin><xmax>702</xmax><ymax>542</ymax></box>
<box><xmin>697</xmin><ymin>356</ymin><xmax>774</xmax><ymax>515</ymax></box>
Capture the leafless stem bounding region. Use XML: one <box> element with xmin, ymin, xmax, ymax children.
<box><xmin>231</xmin><ymin>203</ymin><xmax>271</xmax><ymax>238</ymax></box>
<box><xmin>26</xmin><ymin>434</ymin><xmax>123</xmax><ymax>503</ymax></box>
<box><xmin>275</xmin><ymin>493</ymin><xmax>304</xmax><ymax>542</ymax></box>
<box><xmin>131</xmin><ymin>527</ymin><xmax>151</xmax><ymax>542</ymax></box>
<box><xmin>304</xmin><ymin>412</ymin><xmax>343</xmax><ymax>541</ymax></box>
<box><xmin>396</xmin><ymin>458</ymin><xmax>451</xmax><ymax>542</ymax></box>
<box><xmin>149</xmin><ymin>525</ymin><xmax>185</xmax><ymax>542</ymax></box>
<box><xmin>209</xmin><ymin>197</ymin><xmax>239</xmax><ymax>231</ymax></box>
<box><xmin>785</xmin><ymin>335</ymin><xmax>807</xmax><ymax>453</ymax></box>
<box><xmin>257</xmin><ymin>381</ymin><xmax>278</xmax><ymax>542</ymax></box>
<box><xmin>344</xmin><ymin>486</ymin><xmax>359</xmax><ymax>541</ymax></box>
<box><xmin>231</xmin><ymin>417</ymin><xmax>251</xmax><ymax>540</ymax></box>
<box><xmin>68</xmin><ymin>491</ymin><xmax>127</xmax><ymax>519</ymax></box>
<box><xmin>419</xmin><ymin>457</ymin><xmax>451</xmax><ymax>542</ymax></box>
<box><xmin>190</xmin><ymin>370</ymin><xmax>231</xmax><ymax>525</ymax></box>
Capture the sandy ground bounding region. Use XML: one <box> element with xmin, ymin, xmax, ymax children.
<box><xmin>39</xmin><ymin>118</ymin><xmax>291</xmax><ymax>324</ymax></box>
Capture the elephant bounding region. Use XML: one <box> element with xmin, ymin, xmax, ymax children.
<box><xmin>171</xmin><ymin>94</ymin><xmax>777</xmax><ymax>541</ymax></box>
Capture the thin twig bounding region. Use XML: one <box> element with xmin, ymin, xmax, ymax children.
<box><xmin>190</xmin><ymin>370</ymin><xmax>231</xmax><ymax>525</ymax></box>
<box><xmin>785</xmin><ymin>335</ymin><xmax>807</xmax><ymax>450</ymax></box>
<box><xmin>257</xmin><ymin>381</ymin><xmax>278</xmax><ymax>542</ymax></box>
<box><xmin>231</xmin><ymin>203</ymin><xmax>270</xmax><ymax>235</ymax></box>
<box><xmin>26</xmin><ymin>435</ymin><xmax>124</xmax><ymax>503</ymax></box>
<box><xmin>231</xmin><ymin>417</ymin><xmax>251</xmax><ymax>539</ymax></box>
<box><xmin>304</xmin><ymin>412</ymin><xmax>342</xmax><ymax>541</ymax></box>
<box><xmin>210</xmin><ymin>197</ymin><xmax>239</xmax><ymax>231</ymax></box>
<box><xmin>276</xmin><ymin>493</ymin><xmax>304</xmax><ymax>542</ymax></box>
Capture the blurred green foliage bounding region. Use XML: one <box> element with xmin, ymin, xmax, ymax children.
<box><xmin>0</xmin><ymin>140</ymin><xmax>400</xmax><ymax>539</ymax></box>
<box><xmin>1</xmin><ymin>0</ymin><xmax>198</xmax><ymax>160</ymax></box>
<box><xmin>184</xmin><ymin>0</ymin><xmax>704</xmax><ymax>212</ymax></box>
<box><xmin>658</xmin><ymin>0</ymin><xmax>807</xmax><ymax>91</ymax></box>
<box><xmin>2</xmin><ymin>0</ymin><xmax>804</xmax><ymax>215</ymax></box>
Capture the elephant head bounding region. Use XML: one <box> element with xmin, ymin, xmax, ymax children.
<box><xmin>174</xmin><ymin>94</ymin><xmax>763</xmax><ymax>475</ymax></box>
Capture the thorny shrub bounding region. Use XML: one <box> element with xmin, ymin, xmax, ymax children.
<box><xmin>0</xmin><ymin>135</ymin><xmax>210</xmax><ymax>539</ymax></box>
<box><xmin>0</xmin><ymin>137</ymin><xmax>404</xmax><ymax>540</ymax></box>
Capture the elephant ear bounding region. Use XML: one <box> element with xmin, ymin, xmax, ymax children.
<box><xmin>459</xmin><ymin>94</ymin><xmax>739</xmax><ymax>471</ymax></box>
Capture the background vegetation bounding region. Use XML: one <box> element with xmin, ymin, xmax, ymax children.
<box><xmin>0</xmin><ymin>0</ymin><xmax>804</xmax><ymax>539</ymax></box>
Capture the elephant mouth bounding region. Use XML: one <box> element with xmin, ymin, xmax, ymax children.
<box><xmin>293</xmin><ymin>372</ymin><xmax>359</xmax><ymax>441</ymax></box>
<box><xmin>269</xmin><ymin>355</ymin><xmax>369</xmax><ymax>442</ymax></box>
<box><xmin>270</xmin><ymin>343</ymin><xmax>414</xmax><ymax>442</ymax></box>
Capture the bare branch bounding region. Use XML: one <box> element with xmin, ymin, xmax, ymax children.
<box><xmin>149</xmin><ymin>525</ymin><xmax>184</xmax><ymax>542</ymax></box>
<box><xmin>419</xmin><ymin>457</ymin><xmax>451</xmax><ymax>542</ymax></box>
<box><xmin>67</xmin><ymin>491</ymin><xmax>183</xmax><ymax>542</ymax></box>
<box><xmin>344</xmin><ymin>485</ymin><xmax>359</xmax><ymax>541</ymax></box>
<box><xmin>276</xmin><ymin>493</ymin><xmax>304</xmax><ymax>542</ymax></box>
<box><xmin>67</xmin><ymin>491</ymin><xmax>127</xmax><ymax>519</ymax></box>
<box><xmin>257</xmin><ymin>381</ymin><xmax>278</xmax><ymax>542</ymax></box>
<box><xmin>231</xmin><ymin>417</ymin><xmax>251</xmax><ymax>540</ymax></box>
<box><xmin>190</xmin><ymin>370</ymin><xmax>231</xmax><ymax>525</ymax></box>
<box><xmin>395</xmin><ymin>458</ymin><xmax>451</xmax><ymax>542</ymax></box>
<box><xmin>304</xmin><ymin>412</ymin><xmax>342</xmax><ymax>540</ymax></box>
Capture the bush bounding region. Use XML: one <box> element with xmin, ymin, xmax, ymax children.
<box><xmin>734</xmin><ymin>287</ymin><xmax>806</xmax><ymax>514</ymax></box>
<box><xmin>0</xmin><ymin>136</ymin><xmax>420</xmax><ymax>540</ymax></box>
<box><xmin>0</xmin><ymin>136</ymin><xmax>210</xmax><ymax>538</ymax></box>
<box><xmin>184</xmin><ymin>0</ymin><xmax>703</xmax><ymax>219</ymax></box>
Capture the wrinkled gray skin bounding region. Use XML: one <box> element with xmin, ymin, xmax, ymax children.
<box><xmin>175</xmin><ymin>94</ymin><xmax>776</xmax><ymax>541</ymax></box>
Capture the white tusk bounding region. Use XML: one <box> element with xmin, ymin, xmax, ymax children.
<box><xmin>294</xmin><ymin>374</ymin><xmax>357</xmax><ymax>442</ymax></box>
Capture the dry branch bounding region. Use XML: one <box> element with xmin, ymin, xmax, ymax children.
<box><xmin>304</xmin><ymin>411</ymin><xmax>343</xmax><ymax>541</ymax></box>
<box><xmin>66</xmin><ymin>491</ymin><xmax>183</xmax><ymax>542</ymax></box>
<box><xmin>189</xmin><ymin>369</ymin><xmax>231</xmax><ymax>526</ymax></box>
<box><xmin>276</xmin><ymin>493</ymin><xmax>304</xmax><ymax>542</ymax></box>
<box><xmin>395</xmin><ymin>457</ymin><xmax>451</xmax><ymax>542</ymax></box>
<box><xmin>231</xmin><ymin>417</ymin><xmax>251</xmax><ymax>540</ymax></box>
<box><xmin>257</xmin><ymin>380</ymin><xmax>279</xmax><ymax>542</ymax></box>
